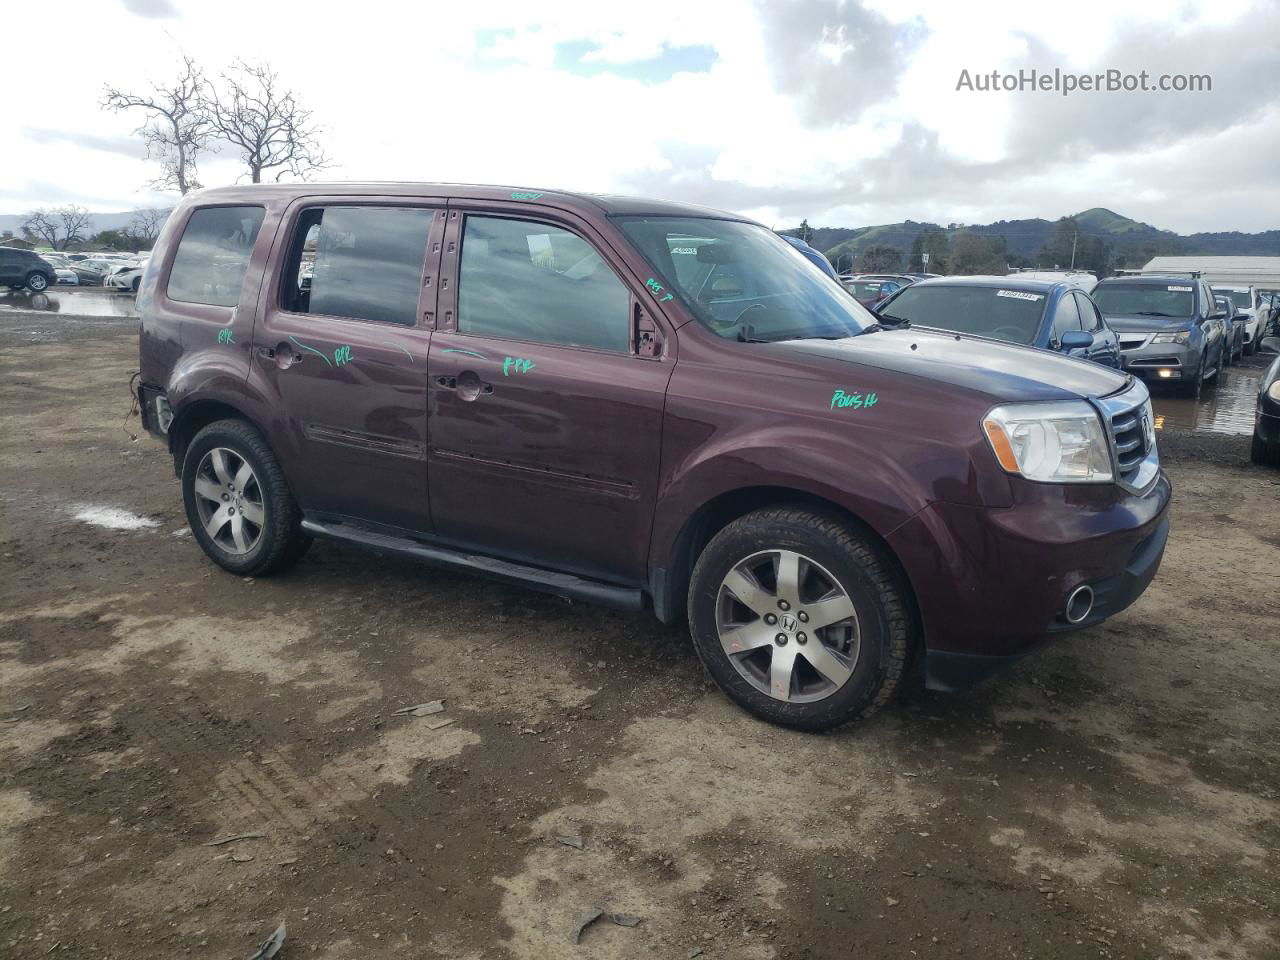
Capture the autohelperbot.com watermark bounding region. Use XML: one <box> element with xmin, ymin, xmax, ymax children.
<box><xmin>956</xmin><ymin>68</ymin><xmax>1211</xmax><ymax>96</ymax></box>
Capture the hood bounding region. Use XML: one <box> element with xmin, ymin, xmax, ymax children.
<box><xmin>775</xmin><ymin>328</ymin><xmax>1128</xmax><ymax>402</ymax></box>
<box><xmin>1102</xmin><ymin>314</ymin><xmax>1193</xmax><ymax>332</ymax></box>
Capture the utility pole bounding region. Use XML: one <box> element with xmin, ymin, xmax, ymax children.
<box><xmin>1070</xmin><ymin>231</ymin><xmax>1078</xmax><ymax>270</ymax></box>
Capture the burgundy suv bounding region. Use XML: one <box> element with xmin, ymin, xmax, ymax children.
<box><xmin>136</xmin><ymin>184</ymin><xmax>1170</xmax><ymax>730</ymax></box>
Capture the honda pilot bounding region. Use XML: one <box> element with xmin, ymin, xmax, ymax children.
<box><xmin>135</xmin><ymin>184</ymin><xmax>1171</xmax><ymax>730</ymax></box>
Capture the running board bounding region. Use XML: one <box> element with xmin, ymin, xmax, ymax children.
<box><xmin>300</xmin><ymin>518</ymin><xmax>646</xmax><ymax>612</ymax></box>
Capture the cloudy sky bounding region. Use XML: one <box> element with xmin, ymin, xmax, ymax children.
<box><xmin>5</xmin><ymin>0</ymin><xmax>1279</xmax><ymax>233</ymax></box>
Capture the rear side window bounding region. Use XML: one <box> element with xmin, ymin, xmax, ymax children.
<box><xmin>280</xmin><ymin>206</ymin><xmax>433</xmax><ymax>326</ymax></box>
<box><xmin>457</xmin><ymin>216</ymin><xmax>630</xmax><ymax>353</ymax></box>
<box><xmin>167</xmin><ymin>206</ymin><xmax>265</xmax><ymax>307</ymax></box>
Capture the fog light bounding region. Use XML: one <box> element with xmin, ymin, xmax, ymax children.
<box><xmin>1157</xmin><ymin>369</ymin><xmax>1173</xmax><ymax>379</ymax></box>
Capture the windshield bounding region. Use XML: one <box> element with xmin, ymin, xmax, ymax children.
<box><xmin>614</xmin><ymin>216</ymin><xmax>872</xmax><ymax>342</ymax></box>
<box><xmin>1093</xmin><ymin>283</ymin><xmax>1195</xmax><ymax>319</ymax></box>
<box><xmin>878</xmin><ymin>285</ymin><xmax>1047</xmax><ymax>344</ymax></box>
<box><xmin>1222</xmin><ymin>290</ymin><xmax>1253</xmax><ymax>311</ymax></box>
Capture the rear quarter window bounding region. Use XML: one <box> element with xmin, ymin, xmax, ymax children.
<box><xmin>166</xmin><ymin>205</ymin><xmax>266</xmax><ymax>307</ymax></box>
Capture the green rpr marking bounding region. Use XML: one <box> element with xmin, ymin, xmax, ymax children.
<box><xmin>503</xmin><ymin>357</ymin><xmax>535</xmax><ymax>377</ymax></box>
<box><xmin>441</xmin><ymin>347</ymin><xmax>488</xmax><ymax>360</ymax></box>
<box><xmin>510</xmin><ymin>191</ymin><xmax>543</xmax><ymax>201</ymax></box>
<box><xmin>644</xmin><ymin>277</ymin><xmax>674</xmax><ymax>303</ymax></box>
<box><xmin>217</xmin><ymin>328</ymin><xmax>234</xmax><ymax>345</ymax></box>
<box><xmin>830</xmin><ymin>389</ymin><xmax>878</xmax><ymax>411</ymax></box>
<box><xmin>333</xmin><ymin>345</ymin><xmax>353</xmax><ymax>366</ymax></box>
<box><xmin>289</xmin><ymin>335</ymin><xmax>333</xmax><ymax>367</ymax></box>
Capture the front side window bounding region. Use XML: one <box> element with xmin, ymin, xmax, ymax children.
<box><xmin>457</xmin><ymin>216</ymin><xmax>630</xmax><ymax>352</ymax></box>
<box><xmin>1075</xmin><ymin>292</ymin><xmax>1104</xmax><ymax>331</ymax></box>
<box><xmin>1093</xmin><ymin>283</ymin><xmax>1195</xmax><ymax>319</ymax></box>
<box><xmin>1050</xmin><ymin>292</ymin><xmax>1082</xmax><ymax>341</ymax></box>
<box><xmin>167</xmin><ymin>205</ymin><xmax>265</xmax><ymax>307</ymax></box>
<box><xmin>281</xmin><ymin>206</ymin><xmax>432</xmax><ymax>326</ymax></box>
<box><xmin>617</xmin><ymin>216</ymin><xmax>870</xmax><ymax>342</ymax></box>
<box><xmin>877</xmin><ymin>284</ymin><xmax>1047</xmax><ymax>345</ymax></box>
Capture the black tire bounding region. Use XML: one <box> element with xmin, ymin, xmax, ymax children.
<box><xmin>1180</xmin><ymin>363</ymin><xmax>1203</xmax><ymax>399</ymax></box>
<box><xmin>25</xmin><ymin>271</ymin><xmax>49</xmax><ymax>292</ymax></box>
<box><xmin>182</xmin><ymin>419</ymin><xmax>311</xmax><ymax>576</ymax></box>
<box><xmin>687</xmin><ymin>506</ymin><xmax>912</xmax><ymax>732</ymax></box>
<box><xmin>131</xmin><ymin>276</ymin><xmax>141</xmax><ymax>293</ymax></box>
<box><xmin>1252</xmin><ymin>430</ymin><xmax>1280</xmax><ymax>467</ymax></box>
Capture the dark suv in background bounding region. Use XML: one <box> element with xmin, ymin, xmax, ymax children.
<box><xmin>1092</xmin><ymin>274</ymin><xmax>1228</xmax><ymax>397</ymax></box>
<box><xmin>135</xmin><ymin>183</ymin><xmax>1170</xmax><ymax>731</ymax></box>
<box><xmin>0</xmin><ymin>248</ymin><xmax>58</xmax><ymax>292</ymax></box>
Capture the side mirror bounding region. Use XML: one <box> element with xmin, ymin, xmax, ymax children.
<box><xmin>1060</xmin><ymin>330</ymin><xmax>1094</xmax><ymax>350</ymax></box>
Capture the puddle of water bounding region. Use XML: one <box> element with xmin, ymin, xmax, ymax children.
<box><xmin>0</xmin><ymin>288</ymin><xmax>137</xmax><ymax>318</ymax></box>
<box><xmin>1149</xmin><ymin>362</ymin><xmax>1265</xmax><ymax>437</ymax></box>
<box><xmin>74</xmin><ymin>507</ymin><xmax>160</xmax><ymax>530</ymax></box>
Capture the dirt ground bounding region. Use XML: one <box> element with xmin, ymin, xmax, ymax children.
<box><xmin>2</xmin><ymin>310</ymin><xmax>1278</xmax><ymax>960</ymax></box>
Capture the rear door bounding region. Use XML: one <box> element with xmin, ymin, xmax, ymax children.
<box><xmin>253</xmin><ymin>199</ymin><xmax>445</xmax><ymax>533</ymax></box>
<box><xmin>425</xmin><ymin>207</ymin><xmax>673</xmax><ymax>583</ymax></box>
<box><xmin>0</xmin><ymin>250</ymin><xmax>17</xmax><ymax>286</ymax></box>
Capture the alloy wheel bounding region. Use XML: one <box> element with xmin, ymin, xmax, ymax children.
<box><xmin>192</xmin><ymin>447</ymin><xmax>265</xmax><ymax>555</ymax></box>
<box><xmin>715</xmin><ymin>549</ymin><xmax>860</xmax><ymax>703</ymax></box>
<box><xmin>28</xmin><ymin>273</ymin><xmax>48</xmax><ymax>292</ymax></box>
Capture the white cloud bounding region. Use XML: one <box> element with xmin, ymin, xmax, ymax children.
<box><xmin>2</xmin><ymin>0</ymin><xmax>1276</xmax><ymax>235</ymax></box>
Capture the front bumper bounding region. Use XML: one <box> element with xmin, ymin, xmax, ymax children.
<box><xmin>1119</xmin><ymin>340</ymin><xmax>1197</xmax><ymax>381</ymax></box>
<box><xmin>887</xmin><ymin>472</ymin><xmax>1172</xmax><ymax>690</ymax></box>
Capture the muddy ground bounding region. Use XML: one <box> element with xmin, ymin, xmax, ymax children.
<box><xmin>1</xmin><ymin>310</ymin><xmax>1278</xmax><ymax>960</ymax></box>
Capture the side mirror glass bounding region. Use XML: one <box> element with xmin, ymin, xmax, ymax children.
<box><xmin>1060</xmin><ymin>330</ymin><xmax>1094</xmax><ymax>349</ymax></box>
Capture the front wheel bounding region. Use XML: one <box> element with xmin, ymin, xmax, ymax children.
<box><xmin>182</xmin><ymin>419</ymin><xmax>311</xmax><ymax>576</ymax></box>
<box><xmin>687</xmin><ymin>507</ymin><xmax>912</xmax><ymax>731</ymax></box>
<box><xmin>25</xmin><ymin>272</ymin><xmax>49</xmax><ymax>292</ymax></box>
<box><xmin>1252</xmin><ymin>429</ymin><xmax>1280</xmax><ymax>467</ymax></box>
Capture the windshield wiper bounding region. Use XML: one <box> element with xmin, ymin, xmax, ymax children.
<box><xmin>1132</xmin><ymin>310</ymin><xmax>1178</xmax><ymax>317</ymax></box>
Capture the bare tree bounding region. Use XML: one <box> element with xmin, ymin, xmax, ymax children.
<box><xmin>204</xmin><ymin>60</ymin><xmax>328</xmax><ymax>183</ymax></box>
<box><xmin>102</xmin><ymin>56</ymin><xmax>210</xmax><ymax>194</ymax></box>
<box><xmin>127</xmin><ymin>207</ymin><xmax>169</xmax><ymax>247</ymax></box>
<box><xmin>22</xmin><ymin>206</ymin><xmax>94</xmax><ymax>251</ymax></box>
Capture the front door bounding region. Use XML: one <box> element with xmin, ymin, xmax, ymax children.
<box><xmin>254</xmin><ymin>200</ymin><xmax>445</xmax><ymax>533</ymax></box>
<box><xmin>426</xmin><ymin>209</ymin><xmax>672</xmax><ymax>583</ymax></box>
<box><xmin>1075</xmin><ymin>292</ymin><xmax>1121</xmax><ymax>368</ymax></box>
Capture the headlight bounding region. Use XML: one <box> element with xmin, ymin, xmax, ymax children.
<box><xmin>1151</xmin><ymin>331</ymin><xmax>1190</xmax><ymax>344</ymax></box>
<box><xmin>1269</xmin><ymin>381</ymin><xmax>1280</xmax><ymax>403</ymax></box>
<box><xmin>983</xmin><ymin>401</ymin><xmax>1113</xmax><ymax>483</ymax></box>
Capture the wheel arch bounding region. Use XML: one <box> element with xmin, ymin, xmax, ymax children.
<box><xmin>168</xmin><ymin>398</ymin><xmax>266</xmax><ymax>476</ymax></box>
<box><xmin>650</xmin><ymin>485</ymin><xmax>923</xmax><ymax>647</ymax></box>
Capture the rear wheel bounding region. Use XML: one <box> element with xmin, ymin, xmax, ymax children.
<box><xmin>687</xmin><ymin>507</ymin><xmax>912</xmax><ymax>731</ymax></box>
<box><xmin>25</xmin><ymin>271</ymin><xmax>48</xmax><ymax>292</ymax></box>
<box><xmin>182</xmin><ymin>419</ymin><xmax>311</xmax><ymax>576</ymax></box>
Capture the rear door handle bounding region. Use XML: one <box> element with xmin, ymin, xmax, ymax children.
<box><xmin>256</xmin><ymin>346</ymin><xmax>276</xmax><ymax>359</ymax></box>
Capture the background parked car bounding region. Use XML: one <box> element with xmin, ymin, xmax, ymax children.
<box><xmin>782</xmin><ymin>235</ymin><xmax>840</xmax><ymax>281</ymax></box>
<box><xmin>1213</xmin><ymin>284</ymin><xmax>1266</xmax><ymax>355</ymax></box>
<box><xmin>1214</xmin><ymin>293</ymin><xmax>1246</xmax><ymax>363</ymax></box>
<box><xmin>1092</xmin><ymin>274</ymin><xmax>1227</xmax><ymax>398</ymax></box>
<box><xmin>104</xmin><ymin>259</ymin><xmax>148</xmax><ymax>293</ymax></box>
<box><xmin>34</xmin><ymin>253</ymin><xmax>81</xmax><ymax>286</ymax></box>
<box><xmin>873</xmin><ymin>276</ymin><xmax>1121</xmax><ymax>367</ymax></box>
<box><xmin>0</xmin><ymin>248</ymin><xmax>59</xmax><ymax>292</ymax></box>
<box><xmin>839</xmin><ymin>273</ymin><xmax>915</xmax><ymax>309</ymax></box>
<box><xmin>1252</xmin><ymin>353</ymin><xmax>1280</xmax><ymax>466</ymax></box>
<box><xmin>1005</xmin><ymin>269</ymin><xmax>1099</xmax><ymax>293</ymax></box>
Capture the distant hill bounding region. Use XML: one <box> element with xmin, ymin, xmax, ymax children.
<box><xmin>794</xmin><ymin>208</ymin><xmax>1280</xmax><ymax>270</ymax></box>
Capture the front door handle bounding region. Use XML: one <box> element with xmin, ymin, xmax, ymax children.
<box><xmin>435</xmin><ymin>375</ymin><xmax>457</xmax><ymax>389</ymax></box>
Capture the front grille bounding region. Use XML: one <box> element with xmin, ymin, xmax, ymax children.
<box><xmin>1110</xmin><ymin>410</ymin><xmax>1147</xmax><ymax>482</ymax></box>
<box><xmin>1118</xmin><ymin>335</ymin><xmax>1149</xmax><ymax>351</ymax></box>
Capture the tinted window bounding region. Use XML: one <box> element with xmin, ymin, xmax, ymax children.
<box><xmin>617</xmin><ymin>216</ymin><xmax>870</xmax><ymax>342</ymax></box>
<box><xmin>878</xmin><ymin>285</ymin><xmax>1047</xmax><ymax>345</ymax></box>
<box><xmin>167</xmin><ymin>205</ymin><xmax>265</xmax><ymax>307</ymax></box>
<box><xmin>1092</xmin><ymin>283</ymin><xmax>1195</xmax><ymax>319</ymax></box>
<box><xmin>1223</xmin><ymin>289</ymin><xmax>1254</xmax><ymax>311</ymax></box>
<box><xmin>1050</xmin><ymin>293</ymin><xmax>1082</xmax><ymax>341</ymax></box>
<box><xmin>458</xmin><ymin>216</ymin><xmax>629</xmax><ymax>352</ymax></box>
<box><xmin>1075</xmin><ymin>292</ymin><xmax>1103</xmax><ymax>331</ymax></box>
<box><xmin>281</xmin><ymin>206</ymin><xmax>432</xmax><ymax>326</ymax></box>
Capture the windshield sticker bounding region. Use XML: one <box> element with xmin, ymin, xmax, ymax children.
<box><xmin>830</xmin><ymin>389</ymin><xmax>879</xmax><ymax>411</ymax></box>
<box><xmin>644</xmin><ymin>277</ymin><xmax>675</xmax><ymax>303</ymax></box>
<box><xmin>503</xmin><ymin>356</ymin><xmax>535</xmax><ymax>376</ymax></box>
<box><xmin>510</xmin><ymin>191</ymin><xmax>543</xmax><ymax>201</ymax></box>
<box><xmin>1167</xmin><ymin>285</ymin><xmax>1193</xmax><ymax>292</ymax></box>
<box><xmin>996</xmin><ymin>290</ymin><xmax>1044</xmax><ymax>301</ymax></box>
<box><xmin>333</xmin><ymin>345</ymin><xmax>353</xmax><ymax>367</ymax></box>
<box><xmin>289</xmin><ymin>335</ymin><xmax>333</xmax><ymax>367</ymax></box>
<box><xmin>217</xmin><ymin>328</ymin><xmax>234</xmax><ymax>345</ymax></box>
<box><xmin>671</xmin><ymin>247</ymin><xmax>698</xmax><ymax>255</ymax></box>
